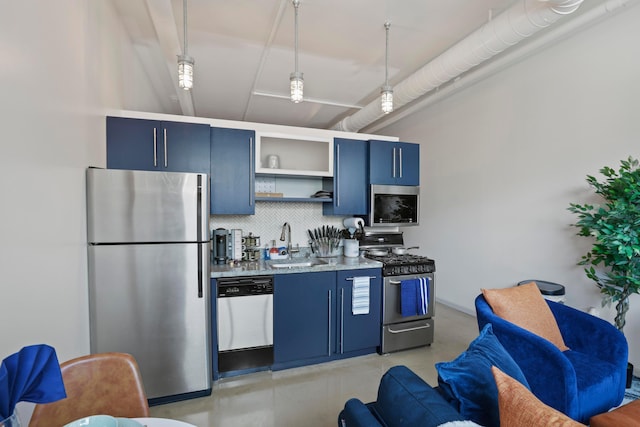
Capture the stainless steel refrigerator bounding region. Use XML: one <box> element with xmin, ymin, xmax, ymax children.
<box><xmin>86</xmin><ymin>167</ymin><xmax>211</xmax><ymax>404</ymax></box>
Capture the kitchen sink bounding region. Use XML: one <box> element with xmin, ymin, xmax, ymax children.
<box><xmin>267</xmin><ymin>259</ymin><xmax>328</xmax><ymax>269</ymax></box>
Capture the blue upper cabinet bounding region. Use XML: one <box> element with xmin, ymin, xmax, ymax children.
<box><xmin>369</xmin><ymin>140</ymin><xmax>420</xmax><ymax>186</ymax></box>
<box><xmin>323</xmin><ymin>138</ymin><xmax>368</xmax><ymax>216</ymax></box>
<box><xmin>210</xmin><ymin>127</ymin><xmax>255</xmax><ymax>215</ymax></box>
<box><xmin>106</xmin><ymin>117</ymin><xmax>210</xmax><ymax>173</ymax></box>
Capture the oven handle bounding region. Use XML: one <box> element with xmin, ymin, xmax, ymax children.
<box><xmin>388</xmin><ymin>278</ymin><xmax>431</xmax><ymax>285</ymax></box>
<box><xmin>387</xmin><ymin>323</ymin><xmax>431</xmax><ymax>334</ymax></box>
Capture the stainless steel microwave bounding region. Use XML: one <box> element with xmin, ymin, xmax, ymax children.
<box><xmin>369</xmin><ymin>184</ymin><xmax>419</xmax><ymax>227</ymax></box>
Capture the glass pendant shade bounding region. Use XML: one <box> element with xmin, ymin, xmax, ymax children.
<box><xmin>178</xmin><ymin>55</ymin><xmax>194</xmax><ymax>90</ymax></box>
<box><xmin>381</xmin><ymin>85</ymin><xmax>393</xmax><ymax>114</ymax></box>
<box><xmin>290</xmin><ymin>71</ymin><xmax>304</xmax><ymax>103</ymax></box>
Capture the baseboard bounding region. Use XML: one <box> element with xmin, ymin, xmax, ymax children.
<box><xmin>436</xmin><ymin>297</ymin><xmax>476</xmax><ymax>316</ymax></box>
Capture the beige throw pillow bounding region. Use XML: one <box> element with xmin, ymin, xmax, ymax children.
<box><xmin>482</xmin><ymin>282</ymin><xmax>569</xmax><ymax>351</ymax></box>
<box><xmin>492</xmin><ymin>366</ymin><xmax>581</xmax><ymax>426</ymax></box>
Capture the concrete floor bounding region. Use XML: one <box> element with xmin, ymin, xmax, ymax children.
<box><xmin>150</xmin><ymin>303</ymin><xmax>478</xmax><ymax>427</ymax></box>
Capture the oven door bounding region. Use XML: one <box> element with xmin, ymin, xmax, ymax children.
<box><xmin>383</xmin><ymin>272</ymin><xmax>435</xmax><ymax>324</ymax></box>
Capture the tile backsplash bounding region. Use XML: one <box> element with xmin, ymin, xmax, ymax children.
<box><xmin>209</xmin><ymin>201</ymin><xmax>349</xmax><ymax>250</ymax></box>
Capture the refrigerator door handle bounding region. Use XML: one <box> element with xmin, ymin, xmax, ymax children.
<box><xmin>197</xmin><ymin>175</ymin><xmax>203</xmax><ymax>239</ymax></box>
<box><xmin>197</xmin><ymin>174</ymin><xmax>204</xmax><ymax>299</ymax></box>
<box><xmin>198</xmin><ymin>244</ymin><xmax>203</xmax><ymax>298</ymax></box>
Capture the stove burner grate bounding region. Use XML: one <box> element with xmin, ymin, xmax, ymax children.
<box><xmin>364</xmin><ymin>252</ymin><xmax>436</xmax><ymax>276</ymax></box>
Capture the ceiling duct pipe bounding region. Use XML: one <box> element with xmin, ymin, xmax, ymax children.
<box><xmin>331</xmin><ymin>0</ymin><xmax>585</xmax><ymax>133</ymax></box>
<box><xmin>364</xmin><ymin>0</ymin><xmax>637</xmax><ymax>134</ymax></box>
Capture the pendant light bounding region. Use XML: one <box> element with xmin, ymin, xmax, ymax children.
<box><xmin>177</xmin><ymin>0</ymin><xmax>194</xmax><ymax>90</ymax></box>
<box><xmin>290</xmin><ymin>0</ymin><xmax>303</xmax><ymax>103</ymax></box>
<box><xmin>381</xmin><ymin>22</ymin><xmax>393</xmax><ymax>114</ymax></box>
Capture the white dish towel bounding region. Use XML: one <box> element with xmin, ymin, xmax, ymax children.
<box><xmin>352</xmin><ymin>276</ymin><xmax>370</xmax><ymax>315</ymax></box>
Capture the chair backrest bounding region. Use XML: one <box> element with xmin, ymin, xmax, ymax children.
<box><xmin>29</xmin><ymin>352</ymin><xmax>150</xmax><ymax>427</ymax></box>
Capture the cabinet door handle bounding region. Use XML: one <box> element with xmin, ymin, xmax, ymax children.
<box><xmin>336</xmin><ymin>144</ymin><xmax>340</xmax><ymax>207</ymax></box>
<box><xmin>340</xmin><ymin>288</ymin><xmax>344</xmax><ymax>354</ymax></box>
<box><xmin>153</xmin><ymin>128</ymin><xmax>158</xmax><ymax>167</ymax></box>
<box><xmin>398</xmin><ymin>147</ymin><xmax>403</xmax><ymax>178</ymax></box>
<box><xmin>250</xmin><ymin>137</ymin><xmax>254</xmax><ymax>206</ymax></box>
<box><xmin>392</xmin><ymin>147</ymin><xmax>397</xmax><ymax>178</ymax></box>
<box><xmin>328</xmin><ymin>290</ymin><xmax>332</xmax><ymax>356</ymax></box>
<box><xmin>163</xmin><ymin>128</ymin><xmax>168</xmax><ymax>168</ymax></box>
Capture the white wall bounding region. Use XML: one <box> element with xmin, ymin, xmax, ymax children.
<box><xmin>383</xmin><ymin>4</ymin><xmax>640</xmax><ymax>369</ymax></box>
<box><xmin>0</xmin><ymin>1</ymin><xmax>161</xmax><ymax>363</ymax></box>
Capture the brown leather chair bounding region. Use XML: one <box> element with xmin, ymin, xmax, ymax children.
<box><xmin>29</xmin><ymin>352</ymin><xmax>150</xmax><ymax>427</ymax></box>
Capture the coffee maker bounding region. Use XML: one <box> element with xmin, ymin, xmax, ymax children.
<box><xmin>213</xmin><ymin>228</ymin><xmax>228</xmax><ymax>265</ymax></box>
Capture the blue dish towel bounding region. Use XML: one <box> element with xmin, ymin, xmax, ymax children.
<box><xmin>400</xmin><ymin>278</ymin><xmax>430</xmax><ymax>317</ymax></box>
<box><xmin>352</xmin><ymin>276</ymin><xmax>370</xmax><ymax>315</ymax></box>
<box><xmin>401</xmin><ymin>279</ymin><xmax>419</xmax><ymax>317</ymax></box>
<box><xmin>0</xmin><ymin>344</ymin><xmax>67</xmax><ymax>419</ymax></box>
<box><xmin>418</xmin><ymin>277</ymin><xmax>430</xmax><ymax>316</ymax></box>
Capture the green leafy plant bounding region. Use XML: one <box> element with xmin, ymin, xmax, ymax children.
<box><xmin>568</xmin><ymin>156</ymin><xmax>640</xmax><ymax>332</ymax></box>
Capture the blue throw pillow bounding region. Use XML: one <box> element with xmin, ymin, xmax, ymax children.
<box><xmin>435</xmin><ymin>323</ymin><xmax>530</xmax><ymax>427</ymax></box>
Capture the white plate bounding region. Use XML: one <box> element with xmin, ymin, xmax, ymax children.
<box><xmin>131</xmin><ymin>418</ymin><xmax>196</xmax><ymax>427</ymax></box>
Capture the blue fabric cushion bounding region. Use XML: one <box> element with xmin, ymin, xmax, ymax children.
<box><xmin>435</xmin><ymin>324</ymin><xmax>530</xmax><ymax>427</ymax></box>
<box><xmin>564</xmin><ymin>350</ymin><xmax>623</xmax><ymax>419</ymax></box>
<box><xmin>374</xmin><ymin>365</ymin><xmax>465</xmax><ymax>427</ymax></box>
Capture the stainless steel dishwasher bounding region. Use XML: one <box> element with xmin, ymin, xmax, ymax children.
<box><xmin>217</xmin><ymin>275</ymin><xmax>273</xmax><ymax>374</ymax></box>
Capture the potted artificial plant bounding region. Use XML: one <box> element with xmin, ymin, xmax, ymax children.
<box><xmin>568</xmin><ymin>156</ymin><xmax>640</xmax><ymax>387</ymax></box>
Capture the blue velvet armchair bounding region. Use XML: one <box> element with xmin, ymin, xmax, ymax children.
<box><xmin>475</xmin><ymin>294</ymin><xmax>628</xmax><ymax>424</ymax></box>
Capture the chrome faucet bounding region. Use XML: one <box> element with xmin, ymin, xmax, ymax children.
<box><xmin>280</xmin><ymin>222</ymin><xmax>292</xmax><ymax>258</ymax></box>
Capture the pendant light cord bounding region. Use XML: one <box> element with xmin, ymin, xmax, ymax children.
<box><xmin>293</xmin><ymin>0</ymin><xmax>300</xmax><ymax>73</ymax></box>
<box><xmin>384</xmin><ymin>22</ymin><xmax>390</xmax><ymax>86</ymax></box>
<box><xmin>183</xmin><ymin>0</ymin><xmax>188</xmax><ymax>56</ymax></box>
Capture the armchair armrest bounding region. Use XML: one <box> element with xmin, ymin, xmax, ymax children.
<box><xmin>548</xmin><ymin>300</ymin><xmax>628</xmax><ymax>369</ymax></box>
<box><xmin>338</xmin><ymin>398</ymin><xmax>383</xmax><ymax>427</ymax></box>
<box><xmin>475</xmin><ymin>295</ymin><xmax>578</xmax><ymax>413</ymax></box>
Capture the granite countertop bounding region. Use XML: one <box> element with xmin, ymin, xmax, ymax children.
<box><xmin>210</xmin><ymin>256</ymin><xmax>382</xmax><ymax>278</ymax></box>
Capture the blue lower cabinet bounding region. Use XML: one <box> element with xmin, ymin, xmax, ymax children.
<box><xmin>273</xmin><ymin>268</ymin><xmax>381</xmax><ymax>369</ymax></box>
<box><xmin>274</xmin><ymin>271</ymin><xmax>335</xmax><ymax>365</ymax></box>
<box><xmin>337</xmin><ymin>269</ymin><xmax>382</xmax><ymax>354</ymax></box>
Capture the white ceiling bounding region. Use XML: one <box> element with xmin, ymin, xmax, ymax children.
<box><xmin>111</xmin><ymin>0</ymin><xmax>601</xmax><ymax>131</ymax></box>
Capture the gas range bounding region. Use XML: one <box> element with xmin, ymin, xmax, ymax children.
<box><xmin>364</xmin><ymin>230</ymin><xmax>437</xmax><ymax>353</ymax></box>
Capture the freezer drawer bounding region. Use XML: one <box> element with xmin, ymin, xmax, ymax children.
<box><xmin>380</xmin><ymin>318</ymin><xmax>434</xmax><ymax>354</ymax></box>
<box><xmin>88</xmin><ymin>243</ymin><xmax>211</xmax><ymax>400</ymax></box>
